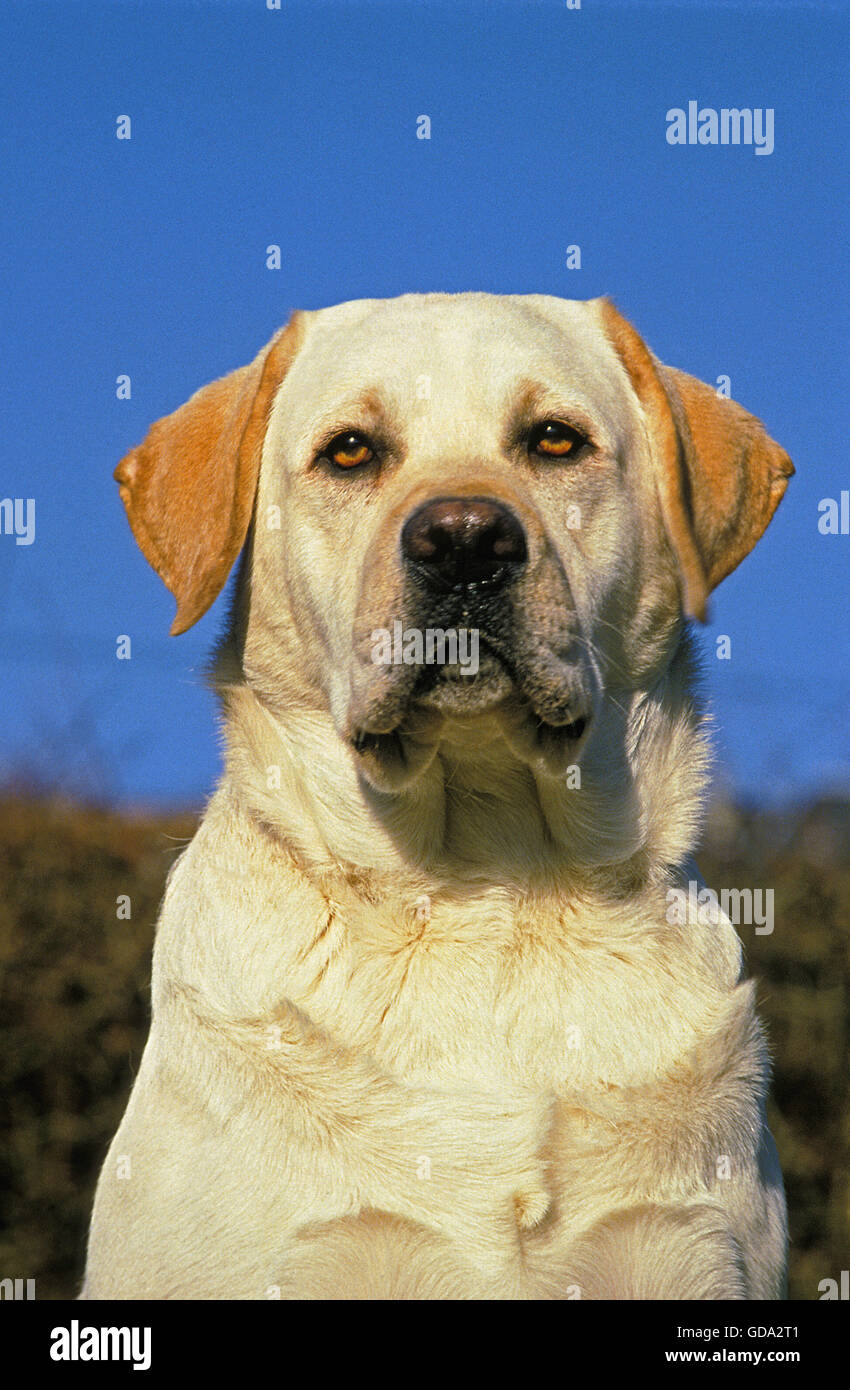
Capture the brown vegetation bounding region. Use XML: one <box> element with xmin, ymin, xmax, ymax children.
<box><xmin>0</xmin><ymin>794</ymin><xmax>846</xmax><ymax>1299</ymax></box>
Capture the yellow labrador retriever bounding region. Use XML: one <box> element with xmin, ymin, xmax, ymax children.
<box><xmin>84</xmin><ymin>294</ymin><xmax>792</xmax><ymax>1299</ymax></box>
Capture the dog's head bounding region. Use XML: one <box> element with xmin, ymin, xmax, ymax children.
<box><xmin>115</xmin><ymin>294</ymin><xmax>792</xmax><ymax>793</ymax></box>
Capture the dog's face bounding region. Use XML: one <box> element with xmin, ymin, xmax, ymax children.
<box><xmin>257</xmin><ymin>295</ymin><xmax>682</xmax><ymax>786</ymax></box>
<box><xmin>115</xmin><ymin>294</ymin><xmax>792</xmax><ymax>792</ymax></box>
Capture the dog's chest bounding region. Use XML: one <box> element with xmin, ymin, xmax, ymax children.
<box><xmin>290</xmin><ymin>883</ymin><xmax>708</xmax><ymax>1095</ymax></box>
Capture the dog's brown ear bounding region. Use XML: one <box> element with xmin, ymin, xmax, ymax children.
<box><xmin>114</xmin><ymin>313</ymin><xmax>305</xmax><ymax>634</ymax></box>
<box><xmin>597</xmin><ymin>298</ymin><xmax>793</xmax><ymax>621</ymax></box>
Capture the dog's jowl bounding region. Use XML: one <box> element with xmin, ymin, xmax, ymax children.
<box><xmin>85</xmin><ymin>293</ymin><xmax>792</xmax><ymax>1300</ymax></box>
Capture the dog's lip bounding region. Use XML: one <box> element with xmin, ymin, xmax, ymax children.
<box><xmin>409</xmin><ymin>631</ymin><xmax>508</xmax><ymax>690</ymax></box>
<box><xmin>352</xmin><ymin>686</ymin><xmax>592</xmax><ymax>746</ymax></box>
<box><xmin>505</xmin><ymin>700</ymin><xmax>593</xmax><ymax>746</ymax></box>
<box><xmin>352</xmin><ymin>726</ymin><xmax>403</xmax><ymax>754</ymax></box>
<box><xmin>539</xmin><ymin>712</ymin><xmax>588</xmax><ymax>740</ymax></box>
<box><xmin>350</xmin><ymin>630</ymin><xmax>593</xmax><ymax>748</ymax></box>
<box><xmin>412</xmin><ymin>638</ymin><xmax>591</xmax><ymax>735</ymax></box>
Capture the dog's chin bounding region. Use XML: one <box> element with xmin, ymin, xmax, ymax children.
<box><xmin>350</xmin><ymin>647</ymin><xmax>593</xmax><ymax>790</ymax></box>
<box><xmin>412</xmin><ymin>642</ymin><xmax>516</xmax><ymax>716</ymax></box>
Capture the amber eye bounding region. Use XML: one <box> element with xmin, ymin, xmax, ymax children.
<box><xmin>529</xmin><ymin>420</ymin><xmax>586</xmax><ymax>458</ymax></box>
<box><xmin>324</xmin><ymin>432</ymin><xmax>375</xmax><ymax>469</ymax></box>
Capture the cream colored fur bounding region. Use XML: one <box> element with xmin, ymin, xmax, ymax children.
<box><xmin>84</xmin><ymin>294</ymin><xmax>788</xmax><ymax>1299</ymax></box>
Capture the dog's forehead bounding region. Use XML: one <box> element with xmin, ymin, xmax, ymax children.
<box><xmin>275</xmin><ymin>293</ymin><xmax>630</xmax><ymax>425</ymax></box>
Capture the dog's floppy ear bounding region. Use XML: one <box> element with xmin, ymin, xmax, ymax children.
<box><xmin>597</xmin><ymin>298</ymin><xmax>793</xmax><ymax>621</ymax></box>
<box><xmin>114</xmin><ymin>313</ymin><xmax>305</xmax><ymax>635</ymax></box>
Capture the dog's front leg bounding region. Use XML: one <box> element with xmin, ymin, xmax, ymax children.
<box><xmin>562</xmin><ymin>1202</ymin><xmax>751</xmax><ymax>1300</ymax></box>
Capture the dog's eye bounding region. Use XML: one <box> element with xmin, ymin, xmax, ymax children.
<box><xmin>323</xmin><ymin>432</ymin><xmax>375</xmax><ymax>469</ymax></box>
<box><xmin>529</xmin><ymin>421</ymin><xmax>586</xmax><ymax>459</ymax></box>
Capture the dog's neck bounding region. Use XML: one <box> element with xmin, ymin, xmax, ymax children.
<box><xmin>212</xmin><ymin>628</ymin><xmax>710</xmax><ymax>897</ymax></box>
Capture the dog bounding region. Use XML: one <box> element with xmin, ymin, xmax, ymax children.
<box><xmin>84</xmin><ymin>293</ymin><xmax>792</xmax><ymax>1299</ymax></box>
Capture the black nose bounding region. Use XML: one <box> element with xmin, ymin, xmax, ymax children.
<box><xmin>401</xmin><ymin>496</ymin><xmax>527</xmax><ymax>589</ymax></box>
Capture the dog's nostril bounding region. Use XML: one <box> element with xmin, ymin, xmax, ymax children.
<box><xmin>401</xmin><ymin>496</ymin><xmax>527</xmax><ymax>585</ymax></box>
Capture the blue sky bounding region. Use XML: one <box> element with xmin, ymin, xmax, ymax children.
<box><xmin>1</xmin><ymin>0</ymin><xmax>847</xmax><ymax>807</ymax></box>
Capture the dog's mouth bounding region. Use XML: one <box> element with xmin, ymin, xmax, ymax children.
<box><xmin>414</xmin><ymin>632</ymin><xmax>589</xmax><ymax>730</ymax></box>
<box><xmin>350</xmin><ymin>633</ymin><xmax>594</xmax><ymax>789</ymax></box>
<box><xmin>351</xmin><ymin>702</ymin><xmax>591</xmax><ymax>792</ymax></box>
<box><xmin>410</xmin><ymin>631</ymin><xmax>514</xmax><ymax>707</ymax></box>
